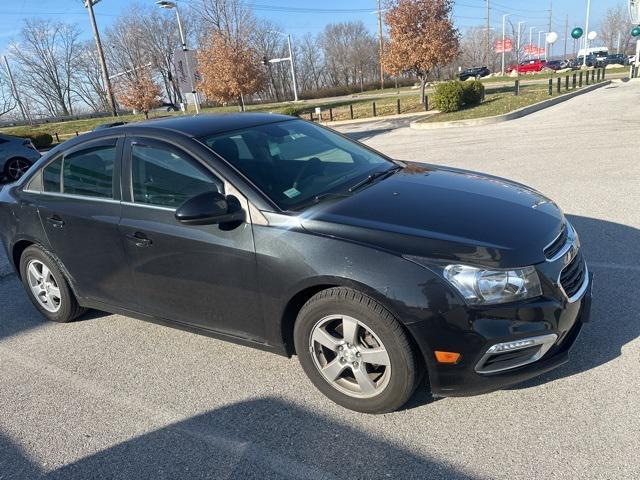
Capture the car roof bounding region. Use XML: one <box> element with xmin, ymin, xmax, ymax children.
<box><xmin>122</xmin><ymin>112</ymin><xmax>296</xmax><ymax>138</ymax></box>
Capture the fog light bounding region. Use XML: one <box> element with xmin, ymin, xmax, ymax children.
<box><xmin>487</xmin><ymin>339</ymin><xmax>537</xmax><ymax>353</ymax></box>
<box><xmin>434</xmin><ymin>351</ymin><xmax>461</xmax><ymax>364</ymax></box>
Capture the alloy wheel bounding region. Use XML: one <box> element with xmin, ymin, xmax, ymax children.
<box><xmin>6</xmin><ymin>158</ymin><xmax>31</xmax><ymax>181</ymax></box>
<box><xmin>309</xmin><ymin>315</ymin><xmax>391</xmax><ymax>398</ymax></box>
<box><xmin>26</xmin><ymin>260</ymin><xmax>62</xmax><ymax>313</ymax></box>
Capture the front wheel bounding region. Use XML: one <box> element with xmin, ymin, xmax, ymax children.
<box><xmin>294</xmin><ymin>287</ymin><xmax>421</xmax><ymax>414</ymax></box>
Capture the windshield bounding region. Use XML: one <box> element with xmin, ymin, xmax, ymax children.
<box><xmin>199</xmin><ymin>119</ymin><xmax>394</xmax><ymax>210</ymax></box>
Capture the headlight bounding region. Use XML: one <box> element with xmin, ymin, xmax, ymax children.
<box><xmin>443</xmin><ymin>264</ymin><xmax>542</xmax><ymax>305</ymax></box>
<box><xmin>405</xmin><ymin>256</ymin><xmax>543</xmax><ymax>305</ymax></box>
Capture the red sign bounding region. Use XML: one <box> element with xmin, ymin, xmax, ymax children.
<box><xmin>494</xmin><ymin>39</ymin><xmax>513</xmax><ymax>53</ymax></box>
<box><xmin>523</xmin><ymin>44</ymin><xmax>545</xmax><ymax>56</ymax></box>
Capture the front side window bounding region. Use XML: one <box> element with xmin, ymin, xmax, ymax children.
<box><xmin>63</xmin><ymin>145</ymin><xmax>115</xmax><ymax>198</ymax></box>
<box><xmin>131</xmin><ymin>142</ymin><xmax>221</xmax><ymax>208</ymax></box>
<box><xmin>200</xmin><ymin>120</ymin><xmax>394</xmax><ymax>210</ymax></box>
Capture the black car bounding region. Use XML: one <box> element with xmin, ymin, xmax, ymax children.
<box><xmin>604</xmin><ymin>54</ymin><xmax>627</xmax><ymax>66</ymax></box>
<box><xmin>0</xmin><ymin>114</ymin><xmax>591</xmax><ymax>413</ymax></box>
<box><xmin>458</xmin><ymin>66</ymin><xmax>490</xmax><ymax>81</ymax></box>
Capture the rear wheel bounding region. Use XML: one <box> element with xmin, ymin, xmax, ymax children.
<box><xmin>4</xmin><ymin>157</ymin><xmax>32</xmax><ymax>181</ymax></box>
<box><xmin>294</xmin><ymin>287</ymin><xmax>420</xmax><ymax>414</ymax></box>
<box><xmin>19</xmin><ymin>245</ymin><xmax>85</xmax><ymax>323</ymax></box>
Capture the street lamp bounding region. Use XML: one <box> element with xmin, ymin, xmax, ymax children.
<box><xmin>583</xmin><ymin>0</ymin><xmax>591</xmax><ymax>67</ymax></box>
<box><xmin>156</xmin><ymin>0</ymin><xmax>200</xmax><ymax>113</ymax></box>
<box><xmin>269</xmin><ymin>30</ymin><xmax>299</xmax><ymax>102</ymax></box>
<box><xmin>501</xmin><ymin>14</ymin><xmax>511</xmax><ymax>75</ymax></box>
<box><xmin>538</xmin><ymin>31</ymin><xmax>547</xmax><ymax>60</ymax></box>
<box><xmin>517</xmin><ymin>21</ymin><xmax>526</xmax><ymax>63</ymax></box>
<box><xmin>529</xmin><ymin>26</ymin><xmax>536</xmax><ymax>57</ymax></box>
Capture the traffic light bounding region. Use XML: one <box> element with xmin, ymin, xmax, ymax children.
<box><xmin>571</xmin><ymin>27</ymin><xmax>584</xmax><ymax>39</ymax></box>
<box><xmin>632</xmin><ymin>26</ymin><xmax>640</xmax><ymax>37</ymax></box>
<box><xmin>262</xmin><ymin>56</ymin><xmax>269</xmax><ymax>66</ymax></box>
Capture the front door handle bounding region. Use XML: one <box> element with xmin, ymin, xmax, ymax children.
<box><xmin>125</xmin><ymin>232</ymin><xmax>153</xmax><ymax>248</ymax></box>
<box><xmin>46</xmin><ymin>215</ymin><xmax>65</xmax><ymax>228</ymax></box>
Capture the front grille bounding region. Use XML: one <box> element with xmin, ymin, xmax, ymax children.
<box><xmin>560</xmin><ymin>251</ymin><xmax>586</xmax><ymax>299</ymax></box>
<box><xmin>544</xmin><ymin>225</ymin><xmax>568</xmax><ymax>259</ymax></box>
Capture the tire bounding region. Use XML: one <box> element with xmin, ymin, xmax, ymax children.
<box><xmin>294</xmin><ymin>287</ymin><xmax>420</xmax><ymax>414</ymax></box>
<box><xmin>4</xmin><ymin>157</ymin><xmax>32</xmax><ymax>182</ymax></box>
<box><xmin>19</xmin><ymin>245</ymin><xmax>85</xmax><ymax>323</ymax></box>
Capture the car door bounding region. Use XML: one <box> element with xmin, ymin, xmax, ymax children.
<box><xmin>118</xmin><ymin>136</ymin><xmax>263</xmax><ymax>340</ymax></box>
<box><xmin>35</xmin><ymin>136</ymin><xmax>132</xmax><ymax>306</ymax></box>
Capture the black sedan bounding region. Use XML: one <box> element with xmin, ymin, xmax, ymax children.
<box><xmin>0</xmin><ymin>114</ymin><xmax>591</xmax><ymax>413</ymax></box>
<box><xmin>458</xmin><ymin>66</ymin><xmax>490</xmax><ymax>81</ymax></box>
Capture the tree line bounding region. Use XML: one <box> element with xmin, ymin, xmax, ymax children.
<box><xmin>0</xmin><ymin>0</ymin><xmax>630</xmax><ymax>121</ymax></box>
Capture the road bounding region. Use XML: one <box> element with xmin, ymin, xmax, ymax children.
<box><xmin>1</xmin><ymin>80</ymin><xmax>639</xmax><ymax>479</ymax></box>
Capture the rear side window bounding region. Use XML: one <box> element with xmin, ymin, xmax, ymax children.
<box><xmin>62</xmin><ymin>145</ymin><xmax>115</xmax><ymax>198</ymax></box>
<box><xmin>43</xmin><ymin>157</ymin><xmax>63</xmax><ymax>193</ymax></box>
<box><xmin>131</xmin><ymin>143</ymin><xmax>221</xmax><ymax>208</ymax></box>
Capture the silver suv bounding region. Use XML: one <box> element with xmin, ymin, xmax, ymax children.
<box><xmin>0</xmin><ymin>133</ymin><xmax>41</xmax><ymax>181</ymax></box>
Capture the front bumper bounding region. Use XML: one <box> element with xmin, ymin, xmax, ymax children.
<box><xmin>408</xmin><ymin>272</ymin><xmax>592</xmax><ymax>397</ymax></box>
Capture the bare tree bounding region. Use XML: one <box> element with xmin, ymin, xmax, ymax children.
<box><xmin>104</xmin><ymin>12</ymin><xmax>151</xmax><ymax>83</ymax></box>
<box><xmin>600</xmin><ymin>2</ymin><xmax>634</xmax><ymax>54</ymax></box>
<box><xmin>0</xmin><ymin>69</ymin><xmax>17</xmax><ymax>118</ymax></box>
<box><xmin>10</xmin><ymin>19</ymin><xmax>80</xmax><ymax>117</ymax></box>
<box><xmin>72</xmin><ymin>42</ymin><xmax>110</xmax><ymax>113</ymax></box>
<box><xmin>193</xmin><ymin>0</ymin><xmax>256</xmax><ymax>48</ymax></box>
<box><xmin>320</xmin><ymin>21</ymin><xmax>378</xmax><ymax>88</ymax></box>
<box><xmin>297</xmin><ymin>33</ymin><xmax>326</xmax><ymax>92</ymax></box>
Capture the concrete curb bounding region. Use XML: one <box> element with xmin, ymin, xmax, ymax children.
<box><xmin>321</xmin><ymin>110</ymin><xmax>438</xmax><ymax>127</ymax></box>
<box><xmin>409</xmin><ymin>80</ymin><xmax>612</xmax><ymax>130</ymax></box>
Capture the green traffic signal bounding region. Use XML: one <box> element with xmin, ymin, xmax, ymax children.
<box><xmin>571</xmin><ymin>27</ymin><xmax>584</xmax><ymax>39</ymax></box>
<box><xmin>632</xmin><ymin>26</ymin><xmax>640</xmax><ymax>37</ymax></box>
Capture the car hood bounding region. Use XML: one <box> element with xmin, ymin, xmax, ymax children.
<box><xmin>299</xmin><ymin>163</ymin><xmax>564</xmax><ymax>268</ymax></box>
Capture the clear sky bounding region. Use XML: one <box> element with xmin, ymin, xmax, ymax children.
<box><xmin>0</xmin><ymin>0</ymin><xmax>626</xmax><ymax>53</ymax></box>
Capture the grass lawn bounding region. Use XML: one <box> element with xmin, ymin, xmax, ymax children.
<box><xmin>420</xmin><ymin>82</ymin><xmax>592</xmax><ymax>124</ymax></box>
<box><xmin>0</xmin><ymin>66</ymin><xmax>622</xmax><ymax>140</ymax></box>
<box><xmin>0</xmin><ymin>94</ymin><xmax>426</xmax><ymax>140</ymax></box>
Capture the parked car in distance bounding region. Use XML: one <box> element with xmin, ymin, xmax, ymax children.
<box><xmin>0</xmin><ymin>133</ymin><xmax>41</xmax><ymax>182</ymax></box>
<box><xmin>507</xmin><ymin>59</ymin><xmax>546</xmax><ymax>74</ymax></box>
<box><xmin>576</xmin><ymin>55</ymin><xmax>598</xmax><ymax>68</ymax></box>
<box><xmin>604</xmin><ymin>54</ymin><xmax>627</xmax><ymax>66</ymax></box>
<box><xmin>0</xmin><ymin>114</ymin><xmax>592</xmax><ymax>414</ymax></box>
<box><xmin>457</xmin><ymin>66</ymin><xmax>490</xmax><ymax>81</ymax></box>
<box><xmin>543</xmin><ymin>60</ymin><xmax>564</xmax><ymax>71</ymax></box>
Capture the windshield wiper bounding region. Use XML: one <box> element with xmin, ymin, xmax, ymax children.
<box><xmin>348</xmin><ymin>165</ymin><xmax>402</xmax><ymax>193</ymax></box>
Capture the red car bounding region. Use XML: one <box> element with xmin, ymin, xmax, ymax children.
<box><xmin>507</xmin><ymin>59</ymin><xmax>547</xmax><ymax>74</ymax></box>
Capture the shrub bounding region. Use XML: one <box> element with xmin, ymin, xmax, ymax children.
<box><xmin>461</xmin><ymin>80</ymin><xmax>484</xmax><ymax>106</ymax></box>
<box><xmin>14</xmin><ymin>132</ymin><xmax>54</xmax><ymax>148</ymax></box>
<box><xmin>30</xmin><ymin>133</ymin><xmax>54</xmax><ymax>148</ymax></box>
<box><xmin>281</xmin><ymin>106</ymin><xmax>302</xmax><ymax>116</ymax></box>
<box><xmin>433</xmin><ymin>81</ymin><xmax>464</xmax><ymax>112</ymax></box>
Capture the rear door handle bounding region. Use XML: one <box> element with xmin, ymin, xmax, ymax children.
<box><xmin>125</xmin><ymin>232</ymin><xmax>152</xmax><ymax>248</ymax></box>
<box><xmin>46</xmin><ymin>215</ymin><xmax>65</xmax><ymax>228</ymax></box>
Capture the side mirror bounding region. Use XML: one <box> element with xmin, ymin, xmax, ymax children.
<box><xmin>175</xmin><ymin>191</ymin><xmax>245</xmax><ymax>226</ymax></box>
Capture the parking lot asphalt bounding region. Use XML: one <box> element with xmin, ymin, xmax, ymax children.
<box><xmin>1</xmin><ymin>80</ymin><xmax>639</xmax><ymax>480</ymax></box>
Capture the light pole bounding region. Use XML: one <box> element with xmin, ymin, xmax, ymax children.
<box><xmin>516</xmin><ymin>22</ymin><xmax>526</xmax><ymax>61</ymax></box>
<box><xmin>270</xmin><ymin>31</ymin><xmax>299</xmax><ymax>102</ymax></box>
<box><xmin>583</xmin><ymin>0</ymin><xmax>591</xmax><ymax>67</ymax></box>
<box><xmin>84</xmin><ymin>0</ymin><xmax>118</xmax><ymax>117</ymax></box>
<box><xmin>157</xmin><ymin>0</ymin><xmax>200</xmax><ymax>113</ymax></box>
<box><xmin>501</xmin><ymin>14</ymin><xmax>511</xmax><ymax>75</ymax></box>
<box><xmin>538</xmin><ymin>31</ymin><xmax>547</xmax><ymax>60</ymax></box>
